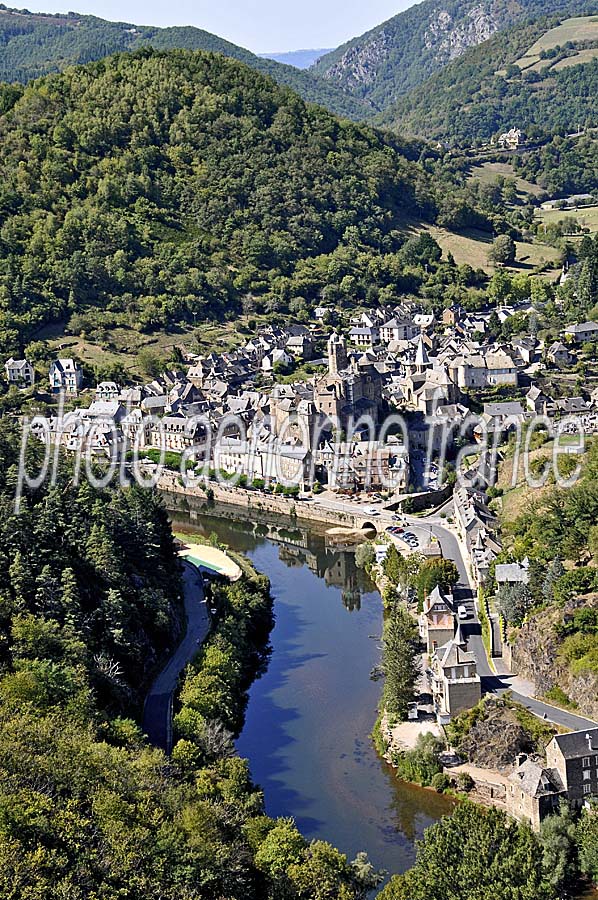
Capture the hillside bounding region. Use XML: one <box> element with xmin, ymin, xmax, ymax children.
<box><xmin>381</xmin><ymin>12</ymin><xmax>598</xmax><ymax>145</ymax></box>
<box><xmin>0</xmin><ymin>6</ymin><xmax>366</xmax><ymax>119</ymax></box>
<box><xmin>311</xmin><ymin>0</ymin><xmax>596</xmax><ymax>113</ymax></box>
<box><xmin>0</xmin><ymin>48</ymin><xmax>446</xmax><ymax>361</ymax></box>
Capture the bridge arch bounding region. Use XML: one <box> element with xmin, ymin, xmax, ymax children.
<box><xmin>360</xmin><ymin>521</ymin><xmax>378</xmax><ymax>534</ymax></box>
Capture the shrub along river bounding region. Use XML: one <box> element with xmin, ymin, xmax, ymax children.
<box><xmin>171</xmin><ymin>507</ymin><xmax>454</xmax><ymax>878</ymax></box>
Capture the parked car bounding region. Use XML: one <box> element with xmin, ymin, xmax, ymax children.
<box><xmin>458</xmin><ymin>605</ymin><xmax>471</xmax><ymax>620</ymax></box>
<box><xmin>407</xmin><ymin>703</ymin><xmax>419</xmax><ymax>721</ymax></box>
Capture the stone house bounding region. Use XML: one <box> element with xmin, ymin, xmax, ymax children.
<box><xmin>429</xmin><ymin>627</ymin><xmax>481</xmax><ymax>724</ymax></box>
<box><xmin>419</xmin><ymin>586</ymin><xmax>455</xmax><ymax>654</ymax></box>
<box><xmin>548</xmin><ymin>342</ymin><xmax>574</xmax><ymax>367</ymax></box>
<box><xmin>379</xmin><ymin>317</ymin><xmax>417</xmax><ymax>344</ymax></box>
<box><xmin>526</xmin><ymin>385</ymin><xmax>551</xmax><ymax>415</ymax></box>
<box><xmin>546</xmin><ymin>728</ymin><xmax>598</xmax><ymax>808</ymax></box>
<box><xmin>495</xmin><ymin>559</ymin><xmax>530</xmax><ymax>587</ymax></box>
<box><xmin>506</xmin><ymin>757</ymin><xmax>565</xmax><ymax>831</ymax></box>
<box><xmin>564</xmin><ymin>322</ymin><xmax>598</xmax><ymax>344</ymax></box>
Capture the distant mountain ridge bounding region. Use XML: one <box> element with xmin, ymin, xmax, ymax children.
<box><xmin>260</xmin><ymin>49</ymin><xmax>333</xmax><ymax>69</ymax></box>
<box><xmin>312</xmin><ymin>0</ymin><xmax>598</xmax><ymax>112</ymax></box>
<box><xmin>379</xmin><ymin>9</ymin><xmax>598</xmax><ymax>145</ymax></box>
<box><xmin>0</xmin><ymin>6</ymin><xmax>367</xmax><ymax>119</ymax></box>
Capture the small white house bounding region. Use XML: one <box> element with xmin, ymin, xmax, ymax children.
<box><xmin>49</xmin><ymin>358</ymin><xmax>83</xmax><ymax>396</ymax></box>
<box><xmin>261</xmin><ymin>349</ymin><xmax>292</xmax><ymax>373</ymax></box>
<box><xmin>4</xmin><ymin>358</ymin><xmax>35</xmax><ymax>388</ymax></box>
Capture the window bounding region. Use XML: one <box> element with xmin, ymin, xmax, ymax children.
<box><xmin>583</xmin><ymin>784</ymin><xmax>592</xmax><ymax>795</ymax></box>
<box><xmin>583</xmin><ymin>757</ymin><xmax>591</xmax><ymax>768</ymax></box>
<box><xmin>584</xmin><ymin>770</ymin><xmax>591</xmax><ymax>781</ymax></box>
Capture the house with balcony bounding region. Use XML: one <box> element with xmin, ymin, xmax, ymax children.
<box><xmin>49</xmin><ymin>358</ymin><xmax>83</xmax><ymax>396</ymax></box>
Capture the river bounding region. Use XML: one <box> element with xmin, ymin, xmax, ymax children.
<box><xmin>170</xmin><ymin>507</ymin><xmax>454</xmax><ymax>879</ymax></box>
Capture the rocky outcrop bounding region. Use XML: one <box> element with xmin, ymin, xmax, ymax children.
<box><xmin>424</xmin><ymin>4</ymin><xmax>500</xmax><ymax>62</ymax></box>
<box><xmin>510</xmin><ymin>595</ymin><xmax>598</xmax><ymax>722</ymax></box>
<box><xmin>312</xmin><ymin>0</ymin><xmax>539</xmax><ymax>107</ymax></box>
<box><xmin>454</xmin><ymin>698</ymin><xmax>545</xmax><ymax>770</ymax></box>
<box><xmin>322</xmin><ymin>28</ymin><xmax>392</xmax><ymax>89</ymax></box>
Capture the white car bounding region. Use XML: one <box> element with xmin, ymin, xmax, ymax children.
<box><xmin>407</xmin><ymin>703</ymin><xmax>419</xmax><ymax>721</ymax></box>
<box><xmin>458</xmin><ymin>605</ymin><xmax>471</xmax><ymax>620</ymax></box>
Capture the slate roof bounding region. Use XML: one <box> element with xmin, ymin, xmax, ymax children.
<box><xmin>553</xmin><ymin>728</ymin><xmax>598</xmax><ymax>759</ymax></box>
<box><xmin>509</xmin><ymin>759</ymin><xmax>564</xmax><ymax>798</ymax></box>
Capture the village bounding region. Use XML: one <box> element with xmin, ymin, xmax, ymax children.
<box><xmin>6</xmin><ymin>298</ymin><xmax>598</xmax><ymax>486</ymax></box>
<box><xmin>5</xmin><ymin>297</ymin><xmax>598</xmax><ymax>836</ymax></box>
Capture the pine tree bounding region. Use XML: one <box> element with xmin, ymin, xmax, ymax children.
<box><xmin>35</xmin><ymin>564</ymin><xmax>61</xmax><ymax>617</ymax></box>
<box><xmin>60</xmin><ymin>567</ymin><xmax>81</xmax><ymax>628</ymax></box>
<box><xmin>8</xmin><ymin>550</ymin><xmax>30</xmax><ymax>609</ymax></box>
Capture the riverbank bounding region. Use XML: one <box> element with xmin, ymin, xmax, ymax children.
<box><xmin>175</xmin><ymin>534</ymin><xmax>243</xmax><ymax>581</ymax></box>
<box><xmin>168</xmin><ymin>507</ymin><xmax>456</xmax><ymax>878</ymax></box>
<box><xmin>160</xmin><ymin>473</ymin><xmax>372</xmax><ymax>533</ymax></box>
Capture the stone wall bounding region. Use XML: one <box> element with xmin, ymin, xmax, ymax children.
<box><xmin>158</xmin><ymin>474</ymin><xmax>363</xmax><ymax>531</ymax></box>
<box><xmin>157</xmin><ymin>472</ymin><xmax>450</xmax><ymax>533</ymax></box>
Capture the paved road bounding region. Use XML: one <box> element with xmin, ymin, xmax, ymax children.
<box><xmin>143</xmin><ymin>561</ymin><xmax>210</xmax><ymax>752</ymax></box>
<box><xmin>328</xmin><ymin>495</ymin><xmax>598</xmax><ymax>732</ymax></box>
<box><xmin>407</xmin><ymin>518</ymin><xmax>598</xmax><ymax>730</ymax></box>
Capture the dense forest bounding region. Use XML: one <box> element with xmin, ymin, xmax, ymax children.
<box><xmin>313</xmin><ymin>0</ymin><xmax>598</xmax><ymax>112</ymax></box>
<box><xmin>0</xmin><ymin>425</ymin><xmax>383</xmax><ymax>897</ymax></box>
<box><xmin>513</xmin><ymin>133</ymin><xmax>598</xmax><ymax>195</ymax></box>
<box><xmin>0</xmin><ymin>48</ymin><xmax>495</xmax><ymax>360</ymax></box>
<box><xmin>382</xmin><ymin>15</ymin><xmax>598</xmax><ymax>144</ymax></box>
<box><xmin>0</xmin><ymin>6</ymin><xmax>367</xmax><ymax>119</ymax></box>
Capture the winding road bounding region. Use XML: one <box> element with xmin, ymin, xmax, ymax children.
<box><xmin>143</xmin><ymin>560</ymin><xmax>210</xmax><ymax>752</ymax></box>
<box><xmin>407</xmin><ymin>512</ymin><xmax>598</xmax><ymax>731</ymax></box>
<box><xmin>313</xmin><ymin>492</ymin><xmax>598</xmax><ymax>730</ymax></box>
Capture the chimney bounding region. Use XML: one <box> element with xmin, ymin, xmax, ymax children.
<box><xmin>586</xmin><ymin>733</ymin><xmax>594</xmax><ymax>752</ymax></box>
<box><xmin>517</xmin><ymin>753</ymin><xmax>528</xmax><ymax>767</ymax></box>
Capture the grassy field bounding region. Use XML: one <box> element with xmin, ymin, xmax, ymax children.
<box><xmin>552</xmin><ymin>47</ymin><xmax>598</xmax><ymax>71</ymax></box>
<box><xmin>535</xmin><ymin>204</ymin><xmax>598</xmax><ymax>235</ymax></box>
<box><xmin>467</xmin><ymin>161</ymin><xmax>545</xmax><ymax>199</ymax></box>
<box><xmin>427</xmin><ymin>225</ymin><xmax>562</xmax><ymax>276</ymax></box>
<box><xmin>514</xmin><ymin>16</ymin><xmax>598</xmax><ymax>71</ymax></box>
<box><xmin>45</xmin><ymin>319</ymin><xmax>249</xmax><ymax>379</ymax></box>
<box><xmin>498</xmin><ymin>435</ymin><xmax>590</xmax><ymax>525</ymax></box>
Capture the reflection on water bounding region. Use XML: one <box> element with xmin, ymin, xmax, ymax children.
<box><xmin>170</xmin><ymin>505</ymin><xmax>454</xmax><ymax>879</ymax></box>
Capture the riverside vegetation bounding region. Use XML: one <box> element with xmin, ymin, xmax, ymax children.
<box><xmin>0</xmin><ymin>424</ymin><xmax>383</xmax><ymax>897</ymax></box>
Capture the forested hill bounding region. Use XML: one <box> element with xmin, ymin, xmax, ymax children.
<box><xmin>380</xmin><ymin>12</ymin><xmax>598</xmax><ymax>145</ymax></box>
<box><xmin>0</xmin><ymin>6</ymin><xmax>367</xmax><ymax>120</ymax></box>
<box><xmin>0</xmin><ymin>48</ymin><xmax>450</xmax><ymax>358</ymax></box>
<box><xmin>312</xmin><ymin>0</ymin><xmax>598</xmax><ymax>113</ymax></box>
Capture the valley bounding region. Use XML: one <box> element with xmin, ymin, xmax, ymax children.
<box><xmin>0</xmin><ymin>1</ymin><xmax>597</xmax><ymax>898</ymax></box>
